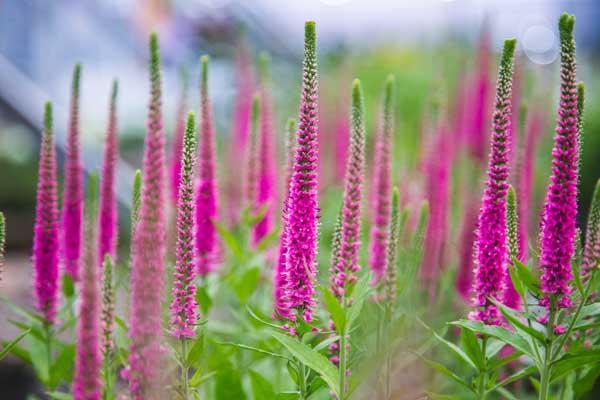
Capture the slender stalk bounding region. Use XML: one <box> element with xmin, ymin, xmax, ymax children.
<box><xmin>539</xmin><ymin>300</ymin><xmax>556</xmax><ymax>400</ymax></box>
<box><xmin>43</xmin><ymin>320</ymin><xmax>53</xmax><ymax>388</ymax></box>
<box><xmin>521</xmin><ymin>294</ymin><xmax>543</xmax><ymax>363</ymax></box>
<box><xmin>180</xmin><ymin>338</ymin><xmax>190</xmax><ymax>400</ymax></box>
<box><xmin>477</xmin><ymin>337</ymin><xmax>488</xmax><ymax>400</ymax></box>
<box><xmin>339</xmin><ymin>322</ymin><xmax>347</xmax><ymax>400</ymax></box>
<box><xmin>553</xmin><ymin>269</ymin><xmax>596</xmax><ymax>359</ymax></box>
<box><xmin>383</xmin><ymin>305</ymin><xmax>392</xmax><ymax>400</ymax></box>
<box><xmin>298</xmin><ymin>358</ymin><xmax>308</xmax><ymax>400</ymax></box>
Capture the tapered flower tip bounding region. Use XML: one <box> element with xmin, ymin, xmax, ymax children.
<box><xmin>507</xmin><ymin>185</ymin><xmax>516</xmax><ymax>208</ymax></box>
<box><xmin>44</xmin><ymin>102</ymin><xmax>53</xmax><ymax>133</ymax></box>
<box><xmin>578</xmin><ymin>81</ymin><xmax>585</xmax><ymax>114</ymax></box>
<box><xmin>519</xmin><ymin>101</ymin><xmax>528</xmax><ymax>126</ymax></box>
<box><xmin>149</xmin><ymin>32</ymin><xmax>160</xmax><ymax>75</ymax></box>
<box><xmin>305</xmin><ymin>21</ymin><xmax>316</xmax><ymax>47</ymax></box>
<box><xmin>111</xmin><ymin>79</ymin><xmax>119</xmax><ymax>102</ymax></box>
<box><xmin>251</xmin><ymin>93</ymin><xmax>261</xmax><ymax>123</ymax></box>
<box><xmin>286</xmin><ymin>118</ymin><xmax>297</xmax><ymax>132</ymax></box>
<box><xmin>559</xmin><ymin>13</ymin><xmax>575</xmax><ymax>38</ymax></box>
<box><xmin>132</xmin><ymin>169</ymin><xmax>142</xmax><ymax>220</ymax></box>
<box><xmin>384</xmin><ymin>74</ymin><xmax>396</xmax><ymax>110</ymax></box>
<box><xmin>392</xmin><ymin>186</ymin><xmax>400</xmax><ymax>206</ymax></box>
<box><xmin>258</xmin><ymin>51</ymin><xmax>271</xmax><ymax>83</ymax></box>
<box><xmin>185</xmin><ymin>111</ymin><xmax>196</xmax><ymax>137</ymax></box>
<box><xmin>0</xmin><ymin>211</ymin><xmax>5</xmax><ymax>250</ymax></box>
<box><xmin>352</xmin><ymin>79</ymin><xmax>363</xmax><ymax>107</ymax></box>
<box><xmin>200</xmin><ymin>55</ymin><xmax>209</xmax><ymax>86</ymax></box>
<box><xmin>72</xmin><ymin>63</ymin><xmax>82</xmax><ymax>94</ymax></box>
<box><xmin>501</xmin><ymin>38</ymin><xmax>517</xmax><ymax>67</ymax></box>
<box><xmin>591</xmin><ymin>179</ymin><xmax>600</xmax><ymax>212</ymax></box>
<box><xmin>86</xmin><ymin>172</ymin><xmax>99</xmax><ymax>216</ymax></box>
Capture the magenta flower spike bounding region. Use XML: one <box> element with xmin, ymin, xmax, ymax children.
<box><xmin>226</xmin><ymin>45</ymin><xmax>254</xmax><ymax>224</ymax></box>
<box><xmin>169</xmin><ymin>68</ymin><xmax>189</xmax><ymax>204</ymax></box>
<box><xmin>582</xmin><ymin>179</ymin><xmax>600</xmax><ymax>272</ymax></box>
<box><xmin>253</xmin><ymin>52</ymin><xmax>277</xmax><ymax>244</ymax></box>
<box><xmin>369</xmin><ymin>76</ymin><xmax>395</xmax><ymax>282</ymax></box>
<box><xmin>273</xmin><ymin>118</ymin><xmax>297</xmax><ymax>319</ymax></box>
<box><xmin>245</xmin><ymin>95</ymin><xmax>261</xmax><ymax>212</ymax></box>
<box><xmin>98</xmin><ymin>80</ymin><xmax>119</xmax><ymax>264</ymax></box>
<box><xmin>33</xmin><ymin>102</ymin><xmax>60</xmax><ymax>323</ymax></box>
<box><xmin>170</xmin><ymin>113</ymin><xmax>199</xmax><ymax>338</ymax></box>
<box><xmin>73</xmin><ymin>174</ymin><xmax>102</xmax><ymax>400</ymax></box>
<box><xmin>128</xmin><ymin>33</ymin><xmax>167</xmax><ymax>399</ymax></box>
<box><xmin>469</xmin><ymin>39</ymin><xmax>516</xmax><ymax>325</ymax></box>
<box><xmin>539</xmin><ymin>14</ymin><xmax>579</xmax><ymax>311</ymax></box>
<box><xmin>195</xmin><ymin>55</ymin><xmax>219</xmax><ymax>276</ymax></box>
<box><xmin>62</xmin><ymin>63</ymin><xmax>84</xmax><ymax>280</ymax></box>
<box><xmin>282</xmin><ymin>21</ymin><xmax>320</xmax><ymax>322</ymax></box>
<box><xmin>330</xmin><ymin>79</ymin><xmax>365</xmax><ymax>298</ymax></box>
<box><xmin>420</xmin><ymin>121</ymin><xmax>451</xmax><ymax>287</ymax></box>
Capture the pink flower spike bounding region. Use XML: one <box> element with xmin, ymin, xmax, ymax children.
<box><xmin>33</xmin><ymin>102</ymin><xmax>60</xmax><ymax>324</ymax></box>
<box><xmin>331</xmin><ymin>79</ymin><xmax>366</xmax><ymax>298</ymax></box>
<box><xmin>283</xmin><ymin>21</ymin><xmax>320</xmax><ymax>323</ymax></box>
<box><xmin>98</xmin><ymin>80</ymin><xmax>119</xmax><ymax>264</ymax></box>
<box><xmin>169</xmin><ymin>68</ymin><xmax>189</xmax><ymax>205</ymax></box>
<box><xmin>369</xmin><ymin>75</ymin><xmax>394</xmax><ymax>282</ymax></box>
<box><xmin>170</xmin><ymin>113</ymin><xmax>199</xmax><ymax>339</ymax></box>
<box><xmin>469</xmin><ymin>39</ymin><xmax>516</xmax><ymax>326</ymax></box>
<box><xmin>62</xmin><ymin>63</ymin><xmax>84</xmax><ymax>280</ymax></box>
<box><xmin>253</xmin><ymin>52</ymin><xmax>277</xmax><ymax>245</ymax></box>
<box><xmin>539</xmin><ymin>14</ymin><xmax>579</xmax><ymax>311</ymax></box>
<box><xmin>195</xmin><ymin>55</ymin><xmax>219</xmax><ymax>276</ymax></box>
<box><xmin>73</xmin><ymin>174</ymin><xmax>102</xmax><ymax>400</ymax></box>
<box><xmin>128</xmin><ymin>33</ymin><xmax>167</xmax><ymax>399</ymax></box>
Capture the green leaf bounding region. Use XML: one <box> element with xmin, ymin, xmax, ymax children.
<box><xmin>574</xmin><ymin>364</ymin><xmax>600</xmax><ymax>397</ymax></box>
<box><xmin>450</xmin><ymin>320</ymin><xmax>535</xmax><ymax>360</ymax></box>
<box><xmin>491</xmin><ymin>298</ymin><xmax>545</xmax><ymax>343</ymax></box>
<box><xmin>460</xmin><ymin>328</ymin><xmax>484</xmax><ymax>371</ymax></box>
<box><xmin>485</xmin><ymin>338</ymin><xmax>505</xmax><ymax>359</ymax></box>
<box><xmin>418</xmin><ymin>355</ymin><xmax>472</xmax><ymax>392</ymax></box>
<box><xmin>271</xmin><ymin>331</ymin><xmax>340</xmax><ymax>398</ymax></box>
<box><xmin>61</xmin><ymin>273</ymin><xmax>75</xmax><ymax>298</ymax></box>
<box><xmin>1</xmin><ymin>296</ymin><xmax>45</xmax><ymax>323</ymax></box>
<box><xmin>214</xmin><ymin>221</ymin><xmax>243</xmax><ymax>259</ymax></box>
<box><xmin>488</xmin><ymin>350</ymin><xmax>523</xmax><ymax>370</ymax></box>
<box><xmin>195</xmin><ymin>285</ymin><xmax>213</xmax><ymax>315</ymax></box>
<box><xmin>508</xmin><ymin>264</ymin><xmax>525</xmax><ymax>298</ymax></box>
<box><xmin>47</xmin><ymin>392</ymin><xmax>73</xmax><ymax>400</ymax></box>
<box><xmin>217</xmin><ymin>341</ymin><xmax>291</xmax><ymax>361</ymax></box>
<box><xmin>513</xmin><ymin>259</ymin><xmax>541</xmax><ymax>297</ymax></box>
<box><xmin>189</xmin><ymin>370</ymin><xmax>216</xmax><ymax>387</ymax></box>
<box><xmin>49</xmin><ymin>344</ymin><xmax>75</xmax><ymax>388</ymax></box>
<box><xmin>550</xmin><ymin>347</ymin><xmax>600</xmax><ymax>382</ymax></box>
<box><xmin>246</xmin><ymin>305</ymin><xmax>283</xmax><ymax>330</ymax></box>
<box><xmin>492</xmin><ymin>365</ymin><xmax>536</xmax><ymax>390</ymax></box>
<box><xmin>422</xmin><ymin>320</ymin><xmax>477</xmax><ymax>371</ymax></box>
<box><xmin>256</xmin><ymin>227</ymin><xmax>280</xmax><ymax>252</ymax></box>
<box><xmin>275</xmin><ymin>392</ymin><xmax>300</xmax><ymax>400</ymax></box>
<box><xmin>572</xmin><ymin>259</ymin><xmax>584</xmax><ymax>295</ymax></box>
<box><xmin>26</xmin><ymin>333</ymin><xmax>50</xmax><ymax>383</ymax></box>
<box><xmin>322</xmin><ymin>287</ymin><xmax>346</xmax><ymax>332</ymax></box>
<box><xmin>426</xmin><ymin>393</ymin><xmax>463</xmax><ymax>400</ymax></box>
<box><xmin>0</xmin><ymin>328</ymin><xmax>30</xmax><ymax>360</ymax></box>
<box><xmin>231</xmin><ymin>267</ymin><xmax>260</xmax><ymax>304</ymax></box>
<box><xmin>346</xmin><ymin>276</ymin><xmax>370</xmax><ymax>330</ymax></box>
<box><xmin>215</xmin><ymin>368</ymin><xmax>247</xmax><ymax>400</ymax></box>
<box><xmin>313</xmin><ymin>335</ymin><xmax>341</xmax><ymax>352</ymax></box>
<box><xmin>187</xmin><ymin>336</ymin><xmax>205</xmax><ymax>366</ymax></box>
<box><xmin>248</xmin><ymin>369</ymin><xmax>276</xmax><ymax>400</ymax></box>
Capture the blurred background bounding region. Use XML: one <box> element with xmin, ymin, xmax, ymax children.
<box><xmin>1</xmin><ymin>0</ymin><xmax>599</xmax><ymax>397</ymax></box>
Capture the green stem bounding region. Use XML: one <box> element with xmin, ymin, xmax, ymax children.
<box><xmin>477</xmin><ymin>337</ymin><xmax>488</xmax><ymax>400</ymax></box>
<box><xmin>298</xmin><ymin>359</ymin><xmax>308</xmax><ymax>400</ymax></box>
<box><xmin>43</xmin><ymin>320</ymin><xmax>53</xmax><ymax>388</ymax></box>
<box><xmin>181</xmin><ymin>338</ymin><xmax>190</xmax><ymax>400</ymax></box>
<box><xmin>383</xmin><ymin>305</ymin><xmax>392</xmax><ymax>400</ymax></box>
<box><xmin>553</xmin><ymin>269</ymin><xmax>596</xmax><ymax>359</ymax></box>
<box><xmin>102</xmin><ymin>349</ymin><xmax>112</xmax><ymax>399</ymax></box>
<box><xmin>539</xmin><ymin>299</ymin><xmax>556</xmax><ymax>400</ymax></box>
<box><xmin>522</xmin><ymin>295</ymin><xmax>543</xmax><ymax>364</ymax></box>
